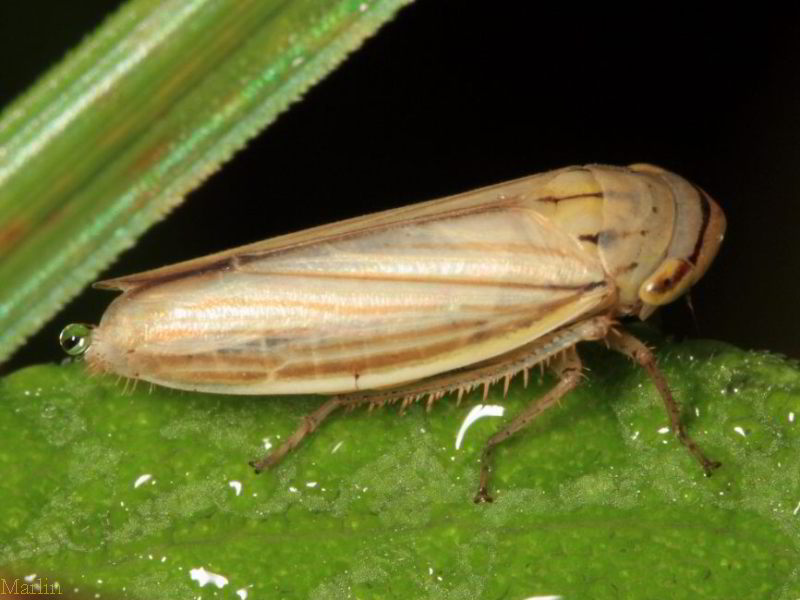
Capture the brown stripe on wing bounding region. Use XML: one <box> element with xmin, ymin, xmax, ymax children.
<box><xmin>155</xmin><ymin>295</ymin><xmax>478</xmax><ymax>317</ymax></box>
<box><xmin>273</xmin><ymin>320</ymin><xmax>519</xmax><ymax>379</ymax></box>
<box><xmin>404</xmin><ymin>241</ymin><xmax>586</xmax><ymax>259</ymax></box>
<box><xmin>272</xmin><ymin>290</ymin><xmax>603</xmax><ymax>379</ymax></box>
<box><xmin>140</xmin><ymin>299</ymin><xmax>541</xmax><ymax>344</ymax></box>
<box><xmin>165</xmin><ymin>370</ymin><xmax>274</xmax><ymax>382</ymax></box>
<box><xmin>139</xmin><ymin>350</ymin><xmax>287</xmax><ymax>369</ymax></box>
<box><xmin>145</xmin><ymin>335</ymin><xmax>470</xmax><ymax>385</ymax></box>
<box><xmin>252</xmin><ymin>270</ymin><xmax>602</xmax><ymax>291</ymax></box>
<box><xmin>535</xmin><ymin>192</ymin><xmax>604</xmax><ymax>204</ymax></box>
<box><xmin>304</xmin><ymin>289</ymin><xmax>592</xmax><ymax>353</ymax></box>
<box><xmin>142</xmin><ymin>310</ymin><xmax>518</xmax><ymax>374</ymax></box>
<box><xmin>135</xmin><ymin>313</ymin><xmax>511</xmax><ymax>375</ymax></box>
<box><xmin>138</xmin><ymin>318</ymin><xmax>492</xmax><ymax>372</ymax></box>
<box><xmin>146</xmin><ymin>288</ymin><xmax>601</xmax><ymax>384</ymax></box>
<box><xmin>135</xmin><ymin>300</ymin><xmax>540</xmax><ymax>346</ymax></box>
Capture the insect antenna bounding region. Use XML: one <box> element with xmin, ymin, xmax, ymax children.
<box><xmin>685</xmin><ymin>292</ymin><xmax>700</xmax><ymax>334</ymax></box>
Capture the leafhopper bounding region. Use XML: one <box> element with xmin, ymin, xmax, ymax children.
<box><xmin>60</xmin><ymin>163</ymin><xmax>726</xmax><ymax>502</ymax></box>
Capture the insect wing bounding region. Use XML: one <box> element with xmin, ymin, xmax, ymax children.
<box><xmin>92</xmin><ymin>186</ymin><xmax>613</xmax><ymax>394</ymax></box>
<box><xmin>95</xmin><ymin>171</ymin><xmax>567</xmax><ymax>291</ymax></box>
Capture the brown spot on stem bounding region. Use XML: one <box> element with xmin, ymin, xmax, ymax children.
<box><xmin>0</xmin><ymin>217</ymin><xmax>29</xmax><ymax>252</ymax></box>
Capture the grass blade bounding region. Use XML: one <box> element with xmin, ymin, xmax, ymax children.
<box><xmin>0</xmin><ymin>0</ymin><xmax>411</xmax><ymax>362</ymax></box>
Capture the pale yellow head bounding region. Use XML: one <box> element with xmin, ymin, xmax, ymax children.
<box><xmin>629</xmin><ymin>164</ymin><xmax>726</xmax><ymax>319</ymax></box>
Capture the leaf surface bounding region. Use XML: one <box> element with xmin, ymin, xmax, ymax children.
<box><xmin>0</xmin><ymin>338</ymin><xmax>798</xmax><ymax>599</ymax></box>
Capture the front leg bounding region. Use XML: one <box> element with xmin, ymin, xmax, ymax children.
<box><xmin>605</xmin><ymin>328</ymin><xmax>721</xmax><ymax>476</ymax></box>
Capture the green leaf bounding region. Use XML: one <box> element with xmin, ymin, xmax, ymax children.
<box><xmin>1</xmin><ymin>337</ymin><xmax>798</xmax><ymax>598</ymax></box>
<box><xmin>0</xmin><ymin>0</ymin><xmax>412</xmax><ymax>363</ymax></box>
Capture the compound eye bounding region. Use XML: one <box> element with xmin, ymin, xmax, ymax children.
<box><xmin>638</xmin><ymin>258</ymin><xmax>695</xmax><ymax>306</ymax></box>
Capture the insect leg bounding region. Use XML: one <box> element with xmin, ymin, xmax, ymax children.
<box><xmin>251</xmin><ymin>317</ymin><xmax>613</xmax><ymax>478</ymax></box>
<box><xmin>605</xmin><ymin>329</ymin><xmax>721</xmax><ymax>476</ymax></box>
<box><xmin>474</xmin><ymin>347</ymin><xmax>583</xmax><ymax>504</ymax></box>
<box><xmin>250</xmin><ymin>396</ymin><xmax>345</xmax><ymax>473</ymax></box>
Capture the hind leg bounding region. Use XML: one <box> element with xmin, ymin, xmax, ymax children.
<box><xmin>250</xmin><ymin>396</ymin><xmax>346</xmax><ymax>472</ymax></box>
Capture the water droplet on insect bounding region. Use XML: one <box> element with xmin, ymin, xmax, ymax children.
<box><xmin>59</xmin><ymin>323</ymin><xmax>93</xmax><ymax>356</ymax></box>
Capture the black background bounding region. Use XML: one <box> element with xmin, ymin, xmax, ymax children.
<box><xmin>2</xmin><ymin>3</ymin><xmax>800</xmax><ymax>373</ymax></box>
